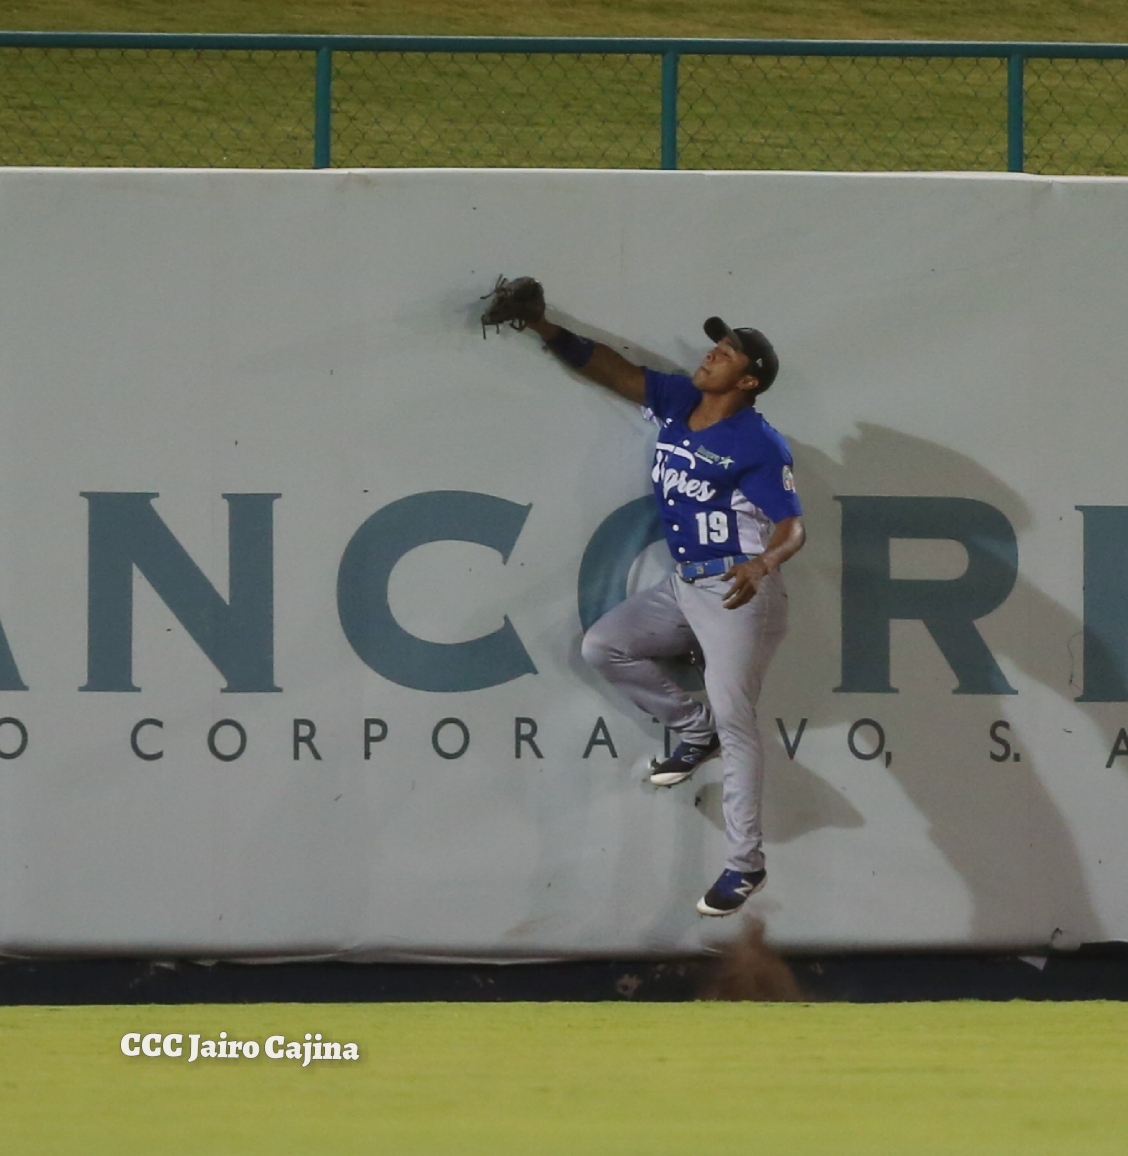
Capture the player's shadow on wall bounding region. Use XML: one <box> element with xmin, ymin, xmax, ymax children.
<box><xmin>740</xmin><ymin>422</ymin><xmax>1103</xmax><ymax>944</ymax></box>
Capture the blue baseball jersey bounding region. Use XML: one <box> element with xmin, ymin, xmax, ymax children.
<box><xmin>643</xmin><ymin>368</ymin><xmax>802</xmax><ymax>565</ymax></box>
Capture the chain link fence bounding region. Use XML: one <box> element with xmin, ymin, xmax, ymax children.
<box><xmin>1</xmin><ymin>34</ymin><xmax>1126</xmax><ymax>174</ymax></box>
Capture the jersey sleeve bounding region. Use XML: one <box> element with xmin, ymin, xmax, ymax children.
<box><xmin>737</xmin><ymin>435</ymin><xmax>803</xmax><ymax>522</ymax></box>
<box><xmin>643</xmin><ymin>368</ymin><xmax>698</xmax><ymax>422</ymax></box>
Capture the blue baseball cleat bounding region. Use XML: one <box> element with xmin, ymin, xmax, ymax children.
<box><xmin>696</xmin><ymin>868</ymin><xmax>767</xmax><ymax>916</ymax></box>
<box><xmin>648</xmin><ymin>734</ymin><xmax>721</xmax><ymax>787</ymax></box>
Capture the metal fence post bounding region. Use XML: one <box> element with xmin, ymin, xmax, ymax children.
<box><xmin>661</xmin><ymin>50</ymin><xmax>679</xmax><ymax>170</ymax></box>
<box><xmin>314</xmin><ymin>46</ymin><xmax>332</xmax><ymax>169</ymax></box>
<box><xmin>1007</xmin><ymin>52</ymin><xmax>1024</xmax><ymax>173</ymax></box>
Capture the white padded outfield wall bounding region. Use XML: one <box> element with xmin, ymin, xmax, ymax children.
<box><xmin>0</xmin><ymin>167</ymin><xmax>1127</xmax><ymax>960</ymax></box>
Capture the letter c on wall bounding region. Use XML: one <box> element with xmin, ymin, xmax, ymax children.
<box><xmin>337</xmin><ymin>491</ymin><xmax>536</xmax><ymax>692</ymax></box>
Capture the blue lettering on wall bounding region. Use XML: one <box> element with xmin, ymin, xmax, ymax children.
<box><xmin>336</xmin><ymin>490</ymin><xmax>536</xmax><ymax>692</ymax></box>
<box><xmin>836</xmin><ymin>495</ymin><xmax>1018</xmax><ymax>695</ymax></box>
<box><xmin>0</xmin><ymin>618</ymin><xmax>27</xmax><ymax>691</ymax></box>
<box><xmin>1076</xmin><ymin>505</ymin><xmax>1128</xmax><ymax>702</ymax></box>
<box><xmin>81</xmin><ymin>492</ymin><xmax>280</xmax><ymax>693</ymax></box>
<box><xmin>576</xmin><ymin>495</ymin><xmax>663</xmax><ymax>632</ymax></box>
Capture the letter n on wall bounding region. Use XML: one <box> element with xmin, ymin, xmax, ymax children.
<box><xmin>81</xmin><ymin>493</ymin><xmax>280</xmax><ymax>692</ymax></box>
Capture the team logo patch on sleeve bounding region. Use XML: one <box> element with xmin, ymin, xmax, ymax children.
<box><xmin>782</xmin><ymin>465</ymin><xmax>796</xmax><ymax>492</ymax></box>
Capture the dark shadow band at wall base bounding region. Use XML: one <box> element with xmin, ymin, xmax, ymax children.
<box><xmin>4</xmin><ymin>946</ymin><xmax>1128</xmax><ymax>1004</ymax></box>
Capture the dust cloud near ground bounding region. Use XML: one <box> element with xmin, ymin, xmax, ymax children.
<box><xmin>698</xmin><ymin>920</ymin><xmax>807</xmax><ymax>1002</ymax></box>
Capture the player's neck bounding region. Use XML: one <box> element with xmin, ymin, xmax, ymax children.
<box><xmin>688</xmin><ymin>390</ymin><xmax>754</xmax><ymax>431</ymax></box>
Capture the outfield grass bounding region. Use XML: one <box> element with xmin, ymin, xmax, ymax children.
<box><xmin>0</xmin><ymin>2</ymin><xmax>1126</xmax><ymax>172</ymax></box>
<box><xmin>1</xmin><ymin>0</ymin><xmax>1127</xmax><ymax>41</ymax></box>
<box><xmin>3</xmin><ymin>1001</ymin><xmax>1128</xmax><ymax>1154</ymax></box>
<box><xmin>1</xmin><ymin>39</ymin><xmax>1125</xmax><ymax>172</ymax></box>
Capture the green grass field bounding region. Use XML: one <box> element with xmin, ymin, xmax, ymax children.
<box><xmin>1</xmin><ymin>0</ymin><xmax>1126</xmax><ymax>41</ymax></box>
<box><xmin>0</xmin><ymin>1</ymin><xmax>1126</xmax><ymax>172</ymax></box>
<box><xmin>3</xmin><ymin>1001</ymin><xmax>1128</xmax><ymax>1154</ymax></box>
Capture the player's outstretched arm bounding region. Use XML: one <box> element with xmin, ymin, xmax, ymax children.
<box><xmin>528</xmin><ymin>317</ymin><xmax>646</xmax><ymax>404</ymax></box>
<box><xmin>479</xmin><ymin>276</ymin><xmax>646</xmax><ymax>404</ymax></box>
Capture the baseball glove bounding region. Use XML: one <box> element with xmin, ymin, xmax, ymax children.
<box><xmin>480</xmin><ymin>275</ymin><xmax>545</xmax><ymax>337</ymax></box>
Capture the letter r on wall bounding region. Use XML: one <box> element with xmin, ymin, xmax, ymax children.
<box><xmin>836</xmin><ymin>496</ymin><xmax>1018</xmax><ymax>694</ymax></box>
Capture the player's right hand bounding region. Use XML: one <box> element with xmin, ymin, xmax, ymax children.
<box><xmin>721</xmin><ymin>557</ymin><xmax>769</xmax><ymax>609</ymax></box>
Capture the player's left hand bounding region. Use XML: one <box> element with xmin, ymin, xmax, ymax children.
<box><xmin>721</xmin><ymin>557</ymin><xmax>769</xmax><ymax>609</ymax></box>
<box><xmin>479</xmin><ymin>275</ymin><xmax>546</xmax><ymax>335</ymax></box>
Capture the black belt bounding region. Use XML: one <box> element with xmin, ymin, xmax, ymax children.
<box><xmin>676</xmin><ymin>554</ymin><xmax>752</xmax><ymax>582</ymax></box>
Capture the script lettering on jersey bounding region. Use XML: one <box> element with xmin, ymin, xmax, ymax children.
<box><xmin>653</xmin><ymin>444</ymin><xmax>717</xmax><ymax>503</ymax></box>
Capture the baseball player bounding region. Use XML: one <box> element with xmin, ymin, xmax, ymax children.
<box><xmin>481</xmin><ymin>278</ymin><xmax>806</xmax><ymax>916</ymax></box>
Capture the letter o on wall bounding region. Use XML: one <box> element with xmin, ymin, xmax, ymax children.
<box><xmin>847</xmin><ymin>718</ymin><xmax>886</xmax><ymax>761</ymax></box>
<box><xmin>0</xmin><ymin>717</ymin><xmax>28</xmax><ymax>760</ymax></box>
<box><xmin>241</xmin><ymin>1040</ymin><xmax>260</xmax><ymax>1058</ymax></box>
<box><xmin>577</xmin><ymin>496</ymin><xmax>664</xmax><ymax>631</ymax></box>
<box><xmin>431</xmin><ymin>717</ymin><xmax>470</xmax><ymax>760</ymax></box>
<box><xmin>207</xmin><ymin>719</ymin><xmax>248</xmax><ymax>762</ymax></box>
<box><xmin>336</xmin><ymin>491</ymin><xmax>536</xmax><ymax>693</ymax></box>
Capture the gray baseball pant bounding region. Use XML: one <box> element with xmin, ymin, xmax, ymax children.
<box><xmin>580</xmin><ymin>569</ymin><xmax>788</xmax><ymax>873</ymax></box>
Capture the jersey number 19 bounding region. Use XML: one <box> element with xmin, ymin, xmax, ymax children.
<box><xmin>695</xmin><ymin>510</ymin><xmax>729</xmax><ymax>544</ymax></box>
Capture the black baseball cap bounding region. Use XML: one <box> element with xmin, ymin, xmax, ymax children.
<box><xmin>703</xmin><ymin>316</ymin><xmax>779</xmax><ymax>391</ymax></box>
